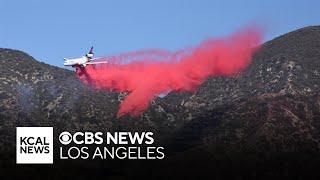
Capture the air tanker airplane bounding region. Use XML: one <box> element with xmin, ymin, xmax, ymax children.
<box><xmin>64</xmin><ymin>46</ymin><xmax>108</xmax><ymax>67</ymax></box>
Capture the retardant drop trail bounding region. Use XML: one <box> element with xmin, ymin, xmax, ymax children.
<box><xmin>76</xmin><ymin>27</ymin><xmax>263</xmax><ymax>118</ymax></box>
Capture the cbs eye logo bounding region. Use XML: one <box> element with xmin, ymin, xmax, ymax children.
<box><xmin>59</xmin><ymin>132</ymin><xmax>72</xmax><ymax>145</ymax></box>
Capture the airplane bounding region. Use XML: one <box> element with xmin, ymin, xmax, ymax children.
<box><xmin>64</xmin><ymin>46</ymin><xmax>108</xmax><ymax>67</ymax></box>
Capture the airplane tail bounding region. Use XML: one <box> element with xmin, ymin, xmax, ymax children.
<box><xmin>86</xmin><ymin>46</ymin><xmax>94</xmax><ymax>59</ymax></box>
<box><xmin>88</xmin><ymin>46</ymin><xmax>94</xmax><ymax>55</ymax></box>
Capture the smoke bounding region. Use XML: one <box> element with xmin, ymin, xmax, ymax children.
<box><xmin>76</xmin><ymin>27</ymin><xmax>262</xmax><ymax>118</ymax></box>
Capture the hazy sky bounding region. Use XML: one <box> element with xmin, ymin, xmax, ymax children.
<box><xmin>0</xmin><ymin>0</ymin><xmax>319</xmax><ymax>67</ymax></box>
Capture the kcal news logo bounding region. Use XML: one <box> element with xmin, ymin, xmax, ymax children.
<box><xmin>16</xmin><ymin>127</ymin><xmax>53</xmax><ymax>164</ymax></box>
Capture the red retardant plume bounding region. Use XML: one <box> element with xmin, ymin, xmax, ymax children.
<box><xmin>76</xmin><ymin>27</ymin><xmax>262</xmax><ymax>118</ymax></box>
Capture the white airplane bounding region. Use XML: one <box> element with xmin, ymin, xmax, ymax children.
<box><xmin>64</xmin><ymin>46</ymin><xmax>108</xmax><ymax>67</ymax></box>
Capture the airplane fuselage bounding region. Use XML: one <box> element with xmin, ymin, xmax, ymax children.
<box><xmin>64</xmin><ymin>47</ymin><xmax>108</xmax><ymax>67</ymax></box>
<box><xmin>64</xmin><ymin>56</ymin><xmax>89</xmax><ymax>67</ymax></box>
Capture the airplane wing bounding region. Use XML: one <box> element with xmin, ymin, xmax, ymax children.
<box><xmin>90</xmin><ymin>57</ymin><xmax>103</xmax><ymax>61</ymax></box>
<box><xmin>85</xmin><ymin>61</ymin><xmax>108</xmax><ymax>65</ymax></box>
